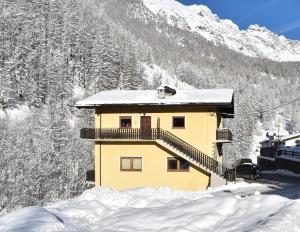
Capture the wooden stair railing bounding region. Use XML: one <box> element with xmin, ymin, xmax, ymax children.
<box><xmin>80</xmin><ymin>128</ymin><xmax>233</xmax><ymax>180</ymax></box>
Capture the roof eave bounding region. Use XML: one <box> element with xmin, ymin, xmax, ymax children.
<box><xmin>75</xmin><ymin>102</ymin><xmax>233</xmax><ymax>109</ymax></box>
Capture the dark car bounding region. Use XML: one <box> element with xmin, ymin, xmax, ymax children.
<box><xmin>236</xmin><ymin>163</ymin><xmax>261</xmax><ymax>180</ymax></box>
<box><xmin>238</xmin><ymin>158</ymin><xmax>253</xmax><ymax>165</ymax></box>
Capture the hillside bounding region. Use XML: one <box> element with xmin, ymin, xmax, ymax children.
<box><xmin>104</xmin><ymin>0</ymin><xmax>300</xmax><ymax>162</ymax></box>
<box><xmin>0</xmin><ymin>0</ymin><xmax>299</xmax><ymax>213</ymax></box>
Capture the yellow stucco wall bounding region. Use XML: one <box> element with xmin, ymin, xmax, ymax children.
<box><xmin>95</xmin><ymin>106</ymin><xmax>218</xmax><ymax>156</ymax></box>
<box><xmin>100</xmin><ymin>142</ymin><xmax>210</xmax><ymax>191</ymax></box>
<box><xmin>93</xmin><ymin>106</ymin><xmax>218</xmax><ymax>191</ymax></box>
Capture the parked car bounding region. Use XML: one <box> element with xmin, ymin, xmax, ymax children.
<box><xmin>238</xmin><ymin>158</ymin><xmax>253</xmax><ymax>165</ymax></box>
<box><xmin>235</xmin><ymin>162</ymin><xmax>261</xmax><ymax>180</ymax></box>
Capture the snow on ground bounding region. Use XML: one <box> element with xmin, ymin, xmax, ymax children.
<box><xmin>1</xmin><ymin>182</ymin><xmax>300</xmax><ymax>232</ymax></box>
<box><xmin>142</xmin><ymin>63</ymin><xmax>194</xmax><ymax>90</ymax></box>
<box><xmin>258</xmin><ymin>156</ymin><xmax>275</xmax><ymax>161</ymax></box>
<box><xmin>0</xmin><ymin>105</ymin><xmax>30</xmax><ymax>122</ymax></box>
<box><xmin>262</xmin><ymin>169</ymin><xmax>300</xmax><ymax>178</ymax></box>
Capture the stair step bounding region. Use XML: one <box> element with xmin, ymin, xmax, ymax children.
<box><xmin>156</xmin><ymin>131</ymin><xmax>228</xmax><ymax>185</ymax></box>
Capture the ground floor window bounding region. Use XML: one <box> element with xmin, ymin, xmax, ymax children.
<box><xmin>120</xmin><ymin>157</ymin><xmax>142</xmax><ymax>171</ymax></box>
<box><xmin>167</xmin><ymin>157</ymin><xmax>189</xmax><ymax>171</ymax></box>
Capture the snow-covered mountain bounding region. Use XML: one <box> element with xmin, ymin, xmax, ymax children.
<box><xmin>142</xmin><ymin>0</ymin><xmax>300</xmax><ymax>62</ymax></box>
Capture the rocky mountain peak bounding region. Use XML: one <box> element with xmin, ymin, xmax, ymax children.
<box><xmin>142</xmin><ymin>0</ymin><xmax>300</xmax><ymax>62</ymax></box>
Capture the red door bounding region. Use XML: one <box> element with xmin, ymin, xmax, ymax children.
<box><xmin>140</xmin><ymin>116</ymin><xmax>151</xmax><ymax>139</ymax></box>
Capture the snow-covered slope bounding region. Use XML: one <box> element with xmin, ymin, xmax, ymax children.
<box><xmin>142</xmin><ymin>0</ymin><xmax>300</xmax><ymax>62</ymax></box>
<box><xmin>0</xmin><ymin>105</ymin><xmax>30</xmax><ymax>122</ymax></box>
<box><xmin>142</xmin><ymin>63</ymin><xmax>194</xmax><ymax>90</ymax></box>
<box><xmin>1</xmin><ymin>185</ymin><xmax>300</xmax><ymax>232</ymax></box>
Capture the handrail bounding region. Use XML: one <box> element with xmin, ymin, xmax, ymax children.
<box><xmin>80</xmin><ymin>128</ymin><xmax>232</xmax><ymax>179</ymax></box>
<box><xmin>158</xmin><ymin>129</ymin><xmax>225</xmax><ymax>176</ymax></box>
<box><xmin>80</xmin><ymin>128</ymin><xmax>158</xmax><ymax>140</ymax></box>
<box><xmin>278</xmin><ymin>149</ymin><xmax>300</xmax><ymax>158</ymax></box>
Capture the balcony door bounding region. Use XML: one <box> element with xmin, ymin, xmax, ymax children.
<box><xmin>140</xmin><ymin>116</ymin><xmax>151</xmax><ymax>139</ymax></box>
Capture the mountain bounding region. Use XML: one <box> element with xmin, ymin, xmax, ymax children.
<box><xmin>142</xmin><ymin>0</ymin><xmax>300</xmax><ymax>62</ymax></box>
<box><xmin>104</xmin><ymin>0</ymin><xmax>300</xmax><ymax>164</ymax></box>
<box><xmin>0</xmin><ymin>0</ymin><xmax>299</xmax><ymax>214</ymax></box>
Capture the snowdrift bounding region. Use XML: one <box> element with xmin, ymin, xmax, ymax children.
<box><xmin>0</xmin><ymin>184</ymin><xmax>300</xmax><ymax>232</ymax></box>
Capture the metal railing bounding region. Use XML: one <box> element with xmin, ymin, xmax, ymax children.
<box><xmin>278</xmin><ymin>149</ymin><xmax>300</xmax><ymax>159</ymax></box>
<box><xmin>80</xmin><ymin>128</ymin><xmax>232</xmax><ymax>179</ymax></box>
<box><xmin>216</xmin><ymin>129</ymin><xmax>233</xmax><ymax>141</ymax></box>
<box><xmin>158</xmin><ymin>129</ymin><xmax>226</xmax><ymax>176</ymax></box>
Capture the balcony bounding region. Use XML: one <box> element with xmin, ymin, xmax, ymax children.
<box><xmin>81</xmin><ymin>128</ymin><xmax>233</xmax><ymax>143</ymax></box>
<box><xmin>216</xmin><ymin>129</ymin><xmax>232</xmax><ymax>143</ymax></box>
<box><xmin>80</xmin><ymin>128</ymin><xmax>159</xmax><ymax>141</ymax></box>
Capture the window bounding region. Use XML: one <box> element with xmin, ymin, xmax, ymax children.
<box><xmin>120</xmin><ymin>116</ymin><xmax>132</xmax><ymax>128</ymax></box>
<box><xmin>172</xmin><ymin>116</ymin><xmax>185</xmax><ymax>128</ymax></box>
<box><xmin>120</xmin><ymin>157</ymin><xmax>142</xmax><ymax>171</ymax></box>
<box><xmin>167</xmin><ymin>157</ymin><xmax>189</xmax><ymax>171</ymax></box>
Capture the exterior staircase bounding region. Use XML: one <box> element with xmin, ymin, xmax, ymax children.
<box><xmin>80</xmin><ymin>128</ymin><xmax>232</xmax><ymax>187</ymax></box>
<box><xmin>156</xmin><ymin>129</ymin><xmax>227</xmax><ymax>187</ymax></box>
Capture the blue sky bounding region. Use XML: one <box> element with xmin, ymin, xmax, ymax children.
<box><xmin>178</xmin><ymin>0</ymin><xmax>300</xmax><ymax>40</ymax></box>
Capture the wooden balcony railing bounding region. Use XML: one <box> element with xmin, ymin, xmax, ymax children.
<box><xmin>80</xmin><ymin>128</ymin><xmax>158</xmax><ymax>140</ymax></box>
<box><xmin>80</xmin><ymin>128</ymin><xmax>233</xmax><ymax>180</ymax></box>
<box><xmin>216</xmin><ymin>129</ymin><xmax>232</xmax><ymax>142</ymax></box>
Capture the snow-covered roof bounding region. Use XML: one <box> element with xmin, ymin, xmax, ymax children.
<box><xmin>260</xmin><ymin>133</ymin><xmax>300</xmax><ymax>144</ymax></box>
<box><xmin>259</xmin><ymin>138</ymin><xmax>280</xmax><ymax>144</ymax></box>
<box><xmin>75</xmin><ymin>88</ymin><xmax>234</xmax><ymax>108</ymax></box>
<box><xmin>281</xmin><ymin>133</ymin><xmax>300</xmax><ymax>142</ymax></box>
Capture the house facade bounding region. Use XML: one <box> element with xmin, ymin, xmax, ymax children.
<box><xmin>258</xmin><ymin>132</ymin><xmax>300</xmax><ymax>174</ymax></box>
<box><xmin>76</xmin><ymin>86</ymin><xmax>234</xmax><ymax>191</ymax></box>
<box><xmin>281</xmin><ymin>133</ymin><xmax>300</xmax><ymax>147</ymax></box>
<box><xmin>259</xmin><ymin>133</ymin><xmax>300</xmax><ymax>158</ymax></box>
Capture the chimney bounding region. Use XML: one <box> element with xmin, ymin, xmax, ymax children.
<box><xmin>157</xmin><ymin>86</ymin><xmax>165</xmax><ymax>99</ymax></box>
<box><xmin>156</xmin><ymin>85</ymin><xmax>176</xmax><ymax>99</ymax></box>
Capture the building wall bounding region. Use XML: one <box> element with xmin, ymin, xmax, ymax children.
<box><xmin>284</xmin><ymin>137</ymin><xmax>300</xmax><ymax>147</ymax></box>
<box><xmin>258</xmin><ymin>156</ymin><xmax>300</xmax><ymax>174</ymax></box>
<box><xmin>94</xmin><ymin>106</ymin><xmax>218</xmax><ymax>191</ymax></box>
<box><xmin>95</xmin><ymin>106</ymin><xmax>218</xmax><ymax>156</ymax></box>
<box><xmin>99</xmin><ymin>142</ymin><xmax>210</xmax><ymax>191</ymax></box>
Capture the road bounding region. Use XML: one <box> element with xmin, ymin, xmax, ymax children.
<box><xmin>212</xmin><ymin>173</ymin><xmax>300</xmax><ymax>199</ymax></box>
<box><xmin>246</xmin><ymin>173</ymin><xmax>300</xmax><ymax>199</ymax></box>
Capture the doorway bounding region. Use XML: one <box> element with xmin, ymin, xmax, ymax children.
<box><xmin>140</xmin><ymin>116</ymin><xmax>151</xmax><ymax>139</ymax></box>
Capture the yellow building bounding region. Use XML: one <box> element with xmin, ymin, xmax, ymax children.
<box><xmin>76</xmin><ymin>86</ymin><xmax>234</xmax><ymax>191</ymax></box>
